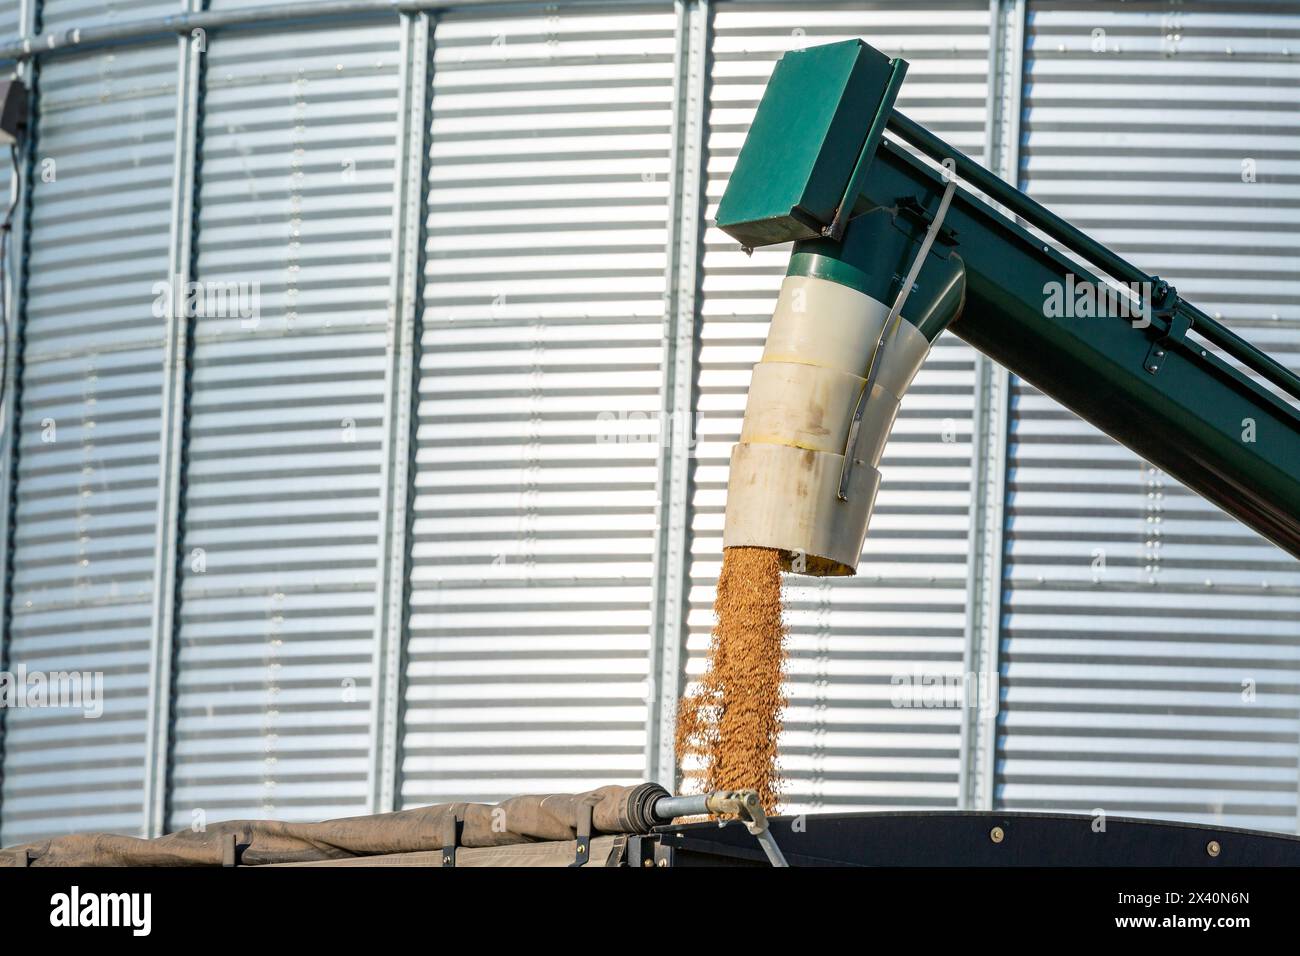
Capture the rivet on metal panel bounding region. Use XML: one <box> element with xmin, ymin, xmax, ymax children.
<box><xmin>990</xmin><ymin>826</ymin><xmax>1005</xmax><ymax>844</ymax></box>
<box><xmin>1207</xmin><ymin>840</ymin><xmax>1221</xmax><ymax>858</ymax></box>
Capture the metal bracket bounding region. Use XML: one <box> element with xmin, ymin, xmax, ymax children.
<box><xmin>440</xmin><ymin>807</ymin><xmax>464</xmax><ymax>867</ymax></box>
<box><xmin>624</xmin><ymin>834</ymin><xmax>658</xmax><ymax>868</ymax></box>
<box><xmin>894</xmin><ymin>194</ymin><xmax>958</xmax><ymax>245</ymax></box>
<box><xmin>569</xmin><ymin>799</ymin><xmax>596</xmax><ymax>867</ymax></box>
<box><xmin>221</xmin><ymin>832</ymin><xmax>249</xmax><ymax>868</ymax></box>
<box><xmin>1144</xmin><ymin>278</ymin><xmax>1189</xmax><ymax>375</ymax></box>
<box><xmin>603</xmin><ymin>834</ymin><xmax>628</xmax><ymax>867</ymax></box>
<box><xmin>838</xmin><ymin>177</ymin><xmax>957</xmax><ymax>500</ymax></box>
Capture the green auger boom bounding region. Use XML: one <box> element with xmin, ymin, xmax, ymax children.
<box><xmin>716</xmin><ymin>39</ymin><xmax>1300</xmax><ymax>572</ymax></box>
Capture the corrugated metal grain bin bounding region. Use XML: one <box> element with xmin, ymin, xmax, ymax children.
<box><xmin>0</xmin><ymin>0</ymin><xmax>1296</xmax><ymax>845</ymax></box>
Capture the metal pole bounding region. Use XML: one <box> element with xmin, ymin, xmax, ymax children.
<box><xmin>143</xmin><ymin>10</ymin><xmax>204</xmax><ymax>839</ymax></box>
<box><xmin>958</xmin><ymin>0</ymin><xmax>1022</xmax><ymax>813</ymax></box>
<box><xmin>366</xmin><ymin>9</ymin><xmax>430</xmax><ymax>816</ymax></box>
<box><xmin>652</xmin><ymin>790</ymin><xmax>789</xmax><ymax>866</ymax></box>
<box><xmin>0</xmin><ymin>0</ymin><xmax>38</xmax><ymax>837</ymax></box>
<box><xmin>644</xmin><ymin>0</ymin><xmax>708</xmax><ymax>790</ymax></box>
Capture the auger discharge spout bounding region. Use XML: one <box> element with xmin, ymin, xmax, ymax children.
<box><xmin>717</xmin><ymin>40</ymin><xmax>965</xmax><ymax>575</ymax></box>
<box><xmin>723</xmin><ymin>211</ymin><xmax>965</xmax><ymax>576</ymax></box>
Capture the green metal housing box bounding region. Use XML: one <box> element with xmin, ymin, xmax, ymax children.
<box><xmin>715</xmin><ymin>39</ymin><xmax>897</xmax><ymax>248</ymax></box>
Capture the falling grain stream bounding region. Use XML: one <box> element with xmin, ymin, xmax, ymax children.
<box><xmin>675</xmin><ymin>546</ymin><xmax>787</xmax><ymax>812</ymax></box>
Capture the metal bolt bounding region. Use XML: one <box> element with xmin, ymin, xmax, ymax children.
<box><xmin>656</xmin><ymin>858</ymin><xmax>668</xmax><ymax>868</ymax></box>
<box><xmin>577</xmin><ymin>844</ymin><xmax>586</xmax><ymax>853</ymax></box>
<box><xmin>642</xmin><ymin>859</ymin><xmax>654</xmax><ymax>868</ymax></box>
<box><xmin>990</xmin><ymin>826</ymin><xmax>1005</xmax><ymax>844</ymax></box>
<box><xmin>1207</xmin><ymin>840</ymin><xmax>1221</xmax><ymax>858</ymax></box>
<box><xmin>442</xmin><ymin>855</ymin><xmax>451</xmax><ymax>865</ymax></box>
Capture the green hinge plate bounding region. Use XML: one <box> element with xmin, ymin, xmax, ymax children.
<box><xmin>715</xmin><ymin>39</ymin><xmax>904</xmax><ymax>249</ymax></box>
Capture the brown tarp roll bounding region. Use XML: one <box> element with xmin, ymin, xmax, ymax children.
<box><xmin>0</xmin><ymin>782</ymin><xmax>669</xmax><ymax>867</ymax></box>
<box><xmin>271</xmin><ymin>835</ymin><xmax>627</xmax><ymax>868</ymax></box>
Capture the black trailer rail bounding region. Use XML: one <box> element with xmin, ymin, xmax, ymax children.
<box><xmin>639</xmin><ymin>811</ymin><xmax>1300</xmax><ymax>868</ymax></box>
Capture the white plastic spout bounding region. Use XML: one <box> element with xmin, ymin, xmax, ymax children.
<box><xmin>722</xmin><ymin>274</ymin><xmax>935</xmax><ymax>576</ymax></box>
